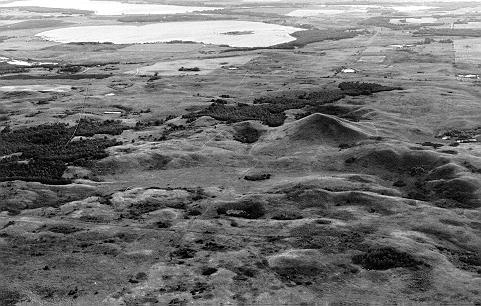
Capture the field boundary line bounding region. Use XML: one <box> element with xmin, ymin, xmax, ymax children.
<box><xmin>64</xmin><ymin>82</ymin><xmax>90</xmax><ymax>147</ymax></box>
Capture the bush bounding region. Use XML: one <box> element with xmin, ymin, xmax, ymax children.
<box><xmin>244</xmin><ymin>173</ymin><xmax>271</xmax><ymax>181</ymax></box>
<box><xmin>0</xmin><ymin>62</ymin><xmax>28</xmax><ymax>75</ymax></box>
<box><xmin>0</xmin><ymin>288</ymin><xmax>22</xmax><ymax>306</ymax></box>
<box><xmin>359</xmin><ymin>17</ymin><xmax>422</xmax><ymax>30</ymax></box>
<box><xmin>76</xmin><ymin>118</ymin><xmax>128</xmax><ymax>136</ymax></box>
<box><xmin>233</xmin><ymin>126</ymin><xmax>261</xmax><ymax>143</ymax></box>
<box><xmin>273</xmin><ymin>29</ymin><xmax>358</xmax><ymax>49</ymax></box>
<box><xmin>0</xmin><ymin>122</ymin><xmax>124</xmax><ymax>184</ymax></box>
<box><xmin>179</xmin><ymin>67</ymin><xmax>200</xmax><ymax>72</ymax></box>
<box><xmin>59</xmin><ymin>65</ymin><xmax>83</xmax><ymax>74</ymax></box>
<box><xmin>217</xmin><ymin>200</ymin><xmax>265</xmax><ymax>219</ymax></box>
<box><xmin>352</xmin><ymin>247</ymin><xmax>426</xmax><ymax>270</ymax></box>
<box><xmin>183</xmin><ymin>102</ymin><xmax>286</xmax><ymax>127</ymax></box>
<box><xmin>339</xmin><ymin>82</ymin><xmax>402</xmax><ymax>96</ymax></box>
<box><xmin>184</xmin><ymin>89</ymin><xmax>345</xmax><ymax>127</ymax></box>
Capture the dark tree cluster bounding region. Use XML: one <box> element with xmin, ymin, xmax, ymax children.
<box><xmin>295</xmin><ymin>104</ymin><xmax>364</xmax><ymax>122</ymax></box>
<box><xmin>76</xmin><ymin>118</ymin><xmax>128</xmax><ymax>136</ymax></box>
<box><xmin>0</xmin><ymin>160</ymin><xmax>68</xmax><ymax>184</ymax></box>
<box><xmin>183</xmin><ymin>102</ymin><xmax>287</xmax><ymax>127</ymax></box>
<box><xmin>184</xmin><ymin>84</ymin><xmax>397</xmax><ymax>127</ymax></box>
<box><xmin>0</xmin><ymin>62</ymin><xmax>28</xmax><ymax>75</ymax></box>
<box><xmin>244</xmin><ymin>173</ymin><xmax>271</xmax><ymax>181</ymax></box>
<box><xmin>233</xmin><ymin>125</ymin><xmax>261</xmax><ymax>143</ymax></box>
<box><xmin>414</xmin><ymin>28</ymin><xmax>481</xmax><ymax>37</ymax></box>
<box><xmin>437</xmin><ymin>246</ymin><xmax>481</xmax><ymax>273</ymax></box>
<box><xmin>0</xmin><ymin>288</ymin><xmax>22</xmax><ymax>306</ymax></box>
<box><xmin>338</xmin><ymin>82</ymin><xmax>402</xmax><ymax>96</ymax></box>
<box><xmin>253</xmin><ymin>90</ymin><xmax>345</xmax><ymax>107</ymax></box>
<box><xmin>184</xmin><ymin>90</ymin><xmax>346</xmax><ymax>127</ymax></box>
<box><xmin>224</xmin><ymin>30</ymin><xmax>358</xmax><ymax>52</ymax></box>
<box><xmin>352</xmin><ymin>247</ymin><xmax>426</xmax><ymax>270</ymax></box>
<box><xmin>360</xmin><ymin>17</ymin><xmax>424</xmax><ymax>30</ymax></box>
<box><xmin>274</xmin><ymin>29</ymin><xmax>358</xmax><ymax>49</ymax></box>
<box><xmin>438</xmin><ymin>39</ymin><xmax>454</xmax><ymax>43</ymax></box>
<box><xmin>178</xmin><ymin>67</ymin><xmax>200</xmax><ymax>72</ymax></box>
<box><xmin>0</xmin><ymin>121</ymin><xmax>125</xmax><ymax>184</ymax></box>
<box><xmin>58</xmin><ymin>65</ymin><xmax>83</xmax><ymax>74</ymax></box>
<box><xmin>439</xmin><ymin>128</ymin><xmax>481</xmax><ymax>141</ymax></box>
<box><xmin>133</xmin><ymin>119</ymin><xmax>164</xmax><ymax>131</ymax></box>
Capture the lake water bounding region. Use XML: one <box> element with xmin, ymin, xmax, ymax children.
<box><xmin>36</xmin><ymin>21</ymin><xmax>301</xmax><ymax>47</ymax></box>
<box><xmin>0</xmin><ymin>85</ymin><xmax>71</xmax><ymax>92</ymax></box>
<box><xmin>0</xmin><ymin>56</ymin><xmax>58</xmax><ymax>66</ymax></box>
<box><xmin>0</xmin><ymin>0</ymin><xmax>218</xmax><ymax>15</ymax></box>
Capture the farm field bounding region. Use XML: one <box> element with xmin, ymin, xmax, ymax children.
<box><xmin>1</xmin><ymin>0</ymin><xmax>481</xmax><ymax>306</ymax></box>
<box><xmin>454</xmin><ymin>38</ymin><xmax>481</xmax><ymax>66</ymax></box>
<box><xmin>126</xmin><ymin>55</ymin><xmax>257</xmax><ymax>76</ymax></box>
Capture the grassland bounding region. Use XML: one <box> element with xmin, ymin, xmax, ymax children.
<box><xmin>1</xmin><ymin>1</ymin><xmax>481</xmax><ymax>305</ymax></box>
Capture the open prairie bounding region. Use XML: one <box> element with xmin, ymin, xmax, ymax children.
<box><xmin>1</xmin><ymin>0</ymin><xmax>481</xmax><ymax>306</ymax></box>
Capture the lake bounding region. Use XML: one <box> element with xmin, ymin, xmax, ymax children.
<box><xmin>0</xmin><ymin>0</ymin><xmax>219</xmax><ymax>15</ymax></box>
<box><xmin>0</xmin><ymin>56</ymin><xmax>58</xmax><ymax>66</ymax></box>
<box><xmin>0</xmin><ymin>85</ymin><xmax>71</xmax><ymax>92</ymax></box>
<box><xmin>36</xmin><ymin>21</ymin><xmax>301</xmax><ymax>47</ymax></box>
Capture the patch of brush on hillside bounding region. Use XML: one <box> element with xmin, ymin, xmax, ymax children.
<box><xmin>183</xmin><ymin>90</ymin><xmax>345</xmax><ymax>127</ymax></box>
<box><xmin>0</xmin><ymin>62</ymin><xmax>28</xmax><ymax>75</ymax></box>
<box><xmin>183</xmin><ymin>82</ymin><xmax>399</xmax><ymax>126</ymax></box>
<box><xmin>338</xmin><ymin>81</ymin><xmax>402</xmax><ymax>96</ymax></box>
<box><xmin>273</xmin><ymin>29</ymin><xmax>359</xmax><ymax>49</ymax></box>
<box><xmin>0</xmin><ymin>120</ymin><xmax>128</xmax><ymax>184</ymax></box>
<box><xmin>222</xmin><ymin>29</ymin><xmax>360</xmax><ymax>52</ymax></box>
